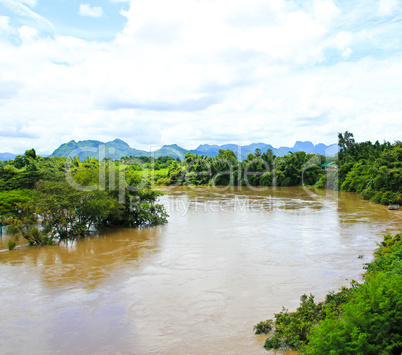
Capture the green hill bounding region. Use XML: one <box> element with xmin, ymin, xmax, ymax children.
<box><xmin>50</xmin><ymin>139</ymin><xmax>148</xmax><ymax>160</ymax></box>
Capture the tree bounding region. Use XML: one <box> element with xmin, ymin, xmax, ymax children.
<box><xmin>120</xmin><ymin>188</ymin><xmax>168</xmax><ymax>227</ymax></box>
<box><xmin>24</xmin><ymin>148</ymin><xmax>37</xmax><ymax>161</ymax></box>
<box><xmin>168</xmin><ymin>161</ymin><xmax>185</xmax><ymax>185</ymax></box>
<box><xmin>212</xmin><ymin>149</ymin><xmax>238</xmax><ymax>186</ymax></box>
<box><xmin>0</xmin><ymin>189</ymin><xmax>35</xmax><ymax>218</ymax></box>
<box><xmin>185</xmin><ymin>153</ymin><xmax>212</xmax><ymax>186</ymax></box>
<box><xmin>338</xmin><ymin>131</ymin><xmax>355</xmax><ymax>151</ymax></box>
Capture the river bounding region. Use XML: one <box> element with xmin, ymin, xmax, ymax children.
<box><xmin>0</xmin><ymin>186</ymin><xmax>401</xmax><ymax>354</ymax></box>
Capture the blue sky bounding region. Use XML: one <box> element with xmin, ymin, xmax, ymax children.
<box><xmin>0</xmin><ymin>0</ymin><xmax>129</xmax><ymax>40</ymax></box>
<box><xmin>0</xmin><ymin>0</ymin><xmax>402</xmax><ymax>154</ymax></box>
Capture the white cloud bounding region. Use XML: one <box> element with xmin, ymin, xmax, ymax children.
<box><xmin>0</xmin><ymin>0</ymin><xmax>402</xmax><ymax>154</ymax></box>
<box><xmin>332</xmin><ymin>31</ymin><xmax>354</xmax><ymax>51</ymax></box>
<box><xmin>19</xmin><ymin>0</ymin><xmax>37</xmax><ymax>7</ymax></box>
<box><xmin>78</xmin><ymin>4</ymin><xmax>104</xmax><ymax>18</ymax></box>
<box><xmin>0</xmin><ymin>15</ymin><xmax>13</xmax><ymax>34</ymax></box>
<box><xmin>378</xmin><ymin>0</ymin><xmax>399</xmax><ymax>16</ymax></box>
<box><xmin>313</xmin><ymin>0</ymin><xmax>341</xmax><ymax>24</ymax></box>
<box><xmin>18</xmin><ymin>25</ymin><xmax>39</xmax><ymax>41</ymax></box>
<box><xmin>0</xmin><ymin>0</ymin><xmax>53</xmax><ymax>30</ymax></box>
<box><xmin>342</xmin><ymin>48</ymin><xmax>352</xmax><ymax>58</ymax></box>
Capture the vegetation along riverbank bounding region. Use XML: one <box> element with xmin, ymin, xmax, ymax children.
<box><xmin>255</xmin><ymin>233</ymin><xmax>402</xmax><ymax>354</ymax></box>
<box><xmin>0</xmin><ymin>149</ymin><xmax>168</xmax><ymax>248</ymax></box>
<box><xmin>250</xmin><ymin>132</ymin><xmax>402</xmax><ymax>353</ymax></box>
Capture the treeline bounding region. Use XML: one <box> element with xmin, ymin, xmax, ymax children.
<box><xmin>333</xmin><ymin>131</ymin><xmax>402</xmax><ymax>205</ymax></box>
<box><xmin>89</xmin><ymin>149</ymin><xmax>327</xmax><ymax>188</ymax></box>
<box><xmin>255</xmin><ymin>233</ymin><xmax>402</xmax><ymax>354</ymax></box>
<box><xmin>0</xmin><ymin>150</ymin><xmax>168</xmax><ymax>248</ymax></box>
<box><xmin>162</xmin><ymin>149</ymin><xmax>326</xmax><ymax>187</ymax></box>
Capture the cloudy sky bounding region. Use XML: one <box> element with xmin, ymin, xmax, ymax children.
<box><xmin>0</xmin><ymin>0</ymin><xmax>401</xmax><ymax>154</ymax></box>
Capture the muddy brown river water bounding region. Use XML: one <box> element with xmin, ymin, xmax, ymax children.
<box><xmin>0</xmin><ymin>186</ymin><xmax>401</xmax><ymax>354</ymax></box>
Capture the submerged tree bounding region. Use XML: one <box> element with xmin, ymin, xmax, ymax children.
<box><xmin>0</xmin><ymin>151</ymin><xmax>169</xmax><ymax>246</ymax></box>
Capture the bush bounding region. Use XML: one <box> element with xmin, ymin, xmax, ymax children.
<box><xmin>257</xmin><ymin>235</ymin><xmax>402</xmax><ymax>354</ymax></box>
<box><xmin>7</xmin><ymin>239</ymin><xmax>16</xmax><ymax>250</ymax></box>
<box><xmin>361</xmin><ymin>186</ymin><xmax>375</xmax><ymax>200</ymax></box>
<box><xmin>370</xmin><ymin>191</ymin><xmax>383</xmax><ymax>204</ymax></box>
<box><xmin>381</xmin><ymin>191</ymin><xmax>396</xmax><ymax>205</ymax></box>
<box><xmin>254</xmin><ymin>320</ymin><xmax>273</xmax><ymax>334</ymax></box>
<box><xmin>261</xmin><ymin>294</ymin><xmax>324</xmax><ymax>350</ymax></box>
<box><xmin>155</xmin><ymin>177</ymin><xmax>170</xmax><ymax>186</ymax></box>
<box><xmin>314</xmin><ymin>174</ymin><xmax>326</xmax><ymax>189</ymax></box>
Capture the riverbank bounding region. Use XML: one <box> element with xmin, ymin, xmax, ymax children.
<box><xmin>257</xmin><ymin>233</ymin><xmax>402</xmax><ymax>353</ymax></box>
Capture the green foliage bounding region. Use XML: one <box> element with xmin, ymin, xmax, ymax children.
<box><xmin>121</xmin><ymin>189</ymin><xmax>168</xmax><ymax>227</ymax></box>
<box><xmin>257</xmin><ymin>234</ymin><xmax>402</xmax><ymax>354</ymax></box>
<box><xmin>212</xmin><ymin>149</ymin><xmax>239</xmax><ymax>186</ymax></box>
<box><xmin>0</xmin><ymin>152</ymin><xmax>66</xmax><ymax>190</ymax></box>
<box><xmin>7</xmin><ymin>239</ymin><xmax>16</xmax><ymax>250</ymax></box>
<box><xmin>338</xmin><ymin>131</ymin><xmax>355</xmax><ymax>151</ymax></box>
<box><xmin>24</xmin><ymin>148</ymin><xmax>37</xmax><ymax>161</ymax></box>
<box><xmin>314</xmin><ymin>170</ymin><xmax>338</xmax><ymax>190</ymax></box>
<box><xmin>242</xmin><ymin>151</ymin><xmax>270</xmax><ymax>186</ymax></box>
<box><xmin>263</xmin><ymin>294</ymin><xmax>327</xmax><ymax>350</ymax></box>
<box><xmin>306</xmin><ymin>241</ymin><xmax>402</xmax><ymax>354</ymax></box>
<box><xmin>0</xmin><ymin>151</ymin><xmax>169</xmax><ymax>246</ymax></box>
<box><xmin>167</xmin><ymin>161</ymin><xmax>186</xmax><ymax>185</ymax></box>
<box><xmin>35</xmin><ymin>181</ymin><xmax>116</xmax><ymax>239</ymax></box>
<box><xmin>163</xmin><ymin>148</ymin><xmax>325</xmax><ymax>187</ymax></box>
<box><xmin>25</xmin><ymin>226</ymin><xmax>54</xmax><ymax>246</ymax></box>
<box><xmin>0</xmin><ymin>189</ymin><xmax>35</xmax><ymax>219</ymax></box>
<box><xmin>5</xmin><ymin>215</ymin><xmax>54</xmax><ymax>246</ymax></box>
<box><xmin>337</xmin><ymin>132</ymin><xmax>401</xmax><ymax>205</ymax></box>
<box><xmin>254</xmin><ymin>320</ymin><xmax>273</xmax><ymax>334</ymax></box>
<box><xmin>184</xmin><ymin>153</ymin><xmax>212</xmax><ymax>186</ymax></box>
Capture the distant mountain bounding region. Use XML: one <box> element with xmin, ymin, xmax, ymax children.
<box><xmin>0</xmin><ymin>152</ymin><xmax>17</xmax><ymax>161</ymax></box>
<box><xmin>49</xmin><ymin>138</ymin><xmax>339</xmax><ymax>160</ymax></box>
<box><xmin>155</xmin><ymin>144</ymin><xmax>188</xmax><ymax>159</ymax></box>
<box><xmin>192</xmin><ymin>141</ymin><xmax>338</xmax><ymax>159</ymax></box>
<box><xmin>50</xmin><ymin>139</ymin><xmax>189</xmax><ymax>160</ymax></box>
<box><xmin>192</xmin><ymin>142</ymin><xmax>276</xmax><ymax>160</ymax></box>
<box><xmin>51</xmin><ymin>139</ymin><xmax>149</xmax><ymax>160</ymax></box>
<box><xmin>293</xmin><ymin>141</ymin><xmax>315</xmax><ymax>154</ymax></box>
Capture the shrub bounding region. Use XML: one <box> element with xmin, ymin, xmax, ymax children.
<box><xmin>7</xmin><ymin>239</ymin><xmax>16</xmax><ymax>250</ymax></box>
<box><xmin>361</xmin><ymin>186</ymin><xmax>375</xmax><ymax>200</ymax></box>
<box><xmin>381</xmin><ymin>191</ymin><xmax>395</xmax><ymax>205</ymax></box>
<box><xmin>256</xmin><ymin>235</ymin><xmax>402</xmax><ymax>353</ymax></box>
<box><xmin>254</xmin><ymin>320</ymin><xmax>273</xmax><ymax>334</ymax></box>
<box><xmin>370</xmin><ymin>191</ymin><xmax>383</xmax><ymax>204</ymax></box>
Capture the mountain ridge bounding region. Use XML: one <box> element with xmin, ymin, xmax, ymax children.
<box><xmin>49</xmin><ymin>139</ymin><xmax>339</xmax><ymax>160</ymax></box>
<box><xmin>0</xmin><ymin>152</ymin><xmax>18</xmax><ymax>161</ymax></box>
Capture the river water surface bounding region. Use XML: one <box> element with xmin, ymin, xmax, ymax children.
<box><xmin>0</xmin><ymin>187</ymin><xmax>401</xmax><ymax>354</ymax></box>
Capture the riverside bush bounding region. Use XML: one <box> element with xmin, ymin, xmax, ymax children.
<box><xmin>256</xmin><ymin>234</ymin><xmax>402</xmax><ymax>354</ymax></box>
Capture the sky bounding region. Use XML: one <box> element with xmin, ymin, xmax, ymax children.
<box><xmin>0</xmin><ymin>0</ymin><xmax>402</xmax><ymax>154</ymax></box>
